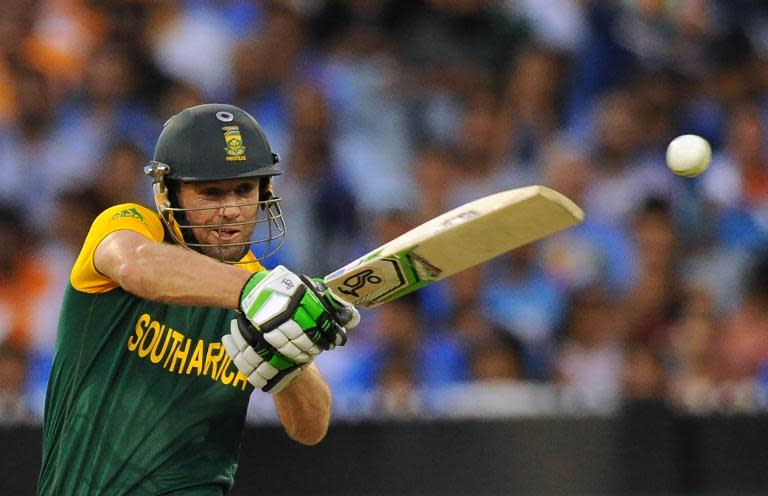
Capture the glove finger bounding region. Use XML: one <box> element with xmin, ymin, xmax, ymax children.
<box><xmin>222</xmin><ymin>334</ymin><xmax>240</xmax><ymax>361</ymax></box>
<box><xmin>233</xmin><ymin>353</ymin><xmax>256</xmax><ymax>377</ymax></box>
<box><xmin>315</xmin><ymin>313</ymin><xmax>347</xmax><ymax>348</ymax></box>
<box><xmin>243</xmin><ymin>346</ymin><xmax>265</xmax><ymax>368</ymax></box>
<box><xmin>342</xmin><ymin>305</ymin><xmax>360</xmax><ymax>330</ymax></box>
<box><xmin>232</xmin><ymin>342</ymin><xmax>268</xmax><ymax>376</ymax></box>
<box><xmin>322</xmin><ymin>294</ymin><xmax>360</xmax><ymax>330</ymax></box>
<box><xmin>290</xmin><ymin>333</ymin><xmax>320</xmax><ymax>354</ymax></box>
<box><xmin>246</xmin><ymin>360</ymin><xmax>281</xmax><ymax>389</ymax></box>
<box><xmin>275</xmin><ymin>319</ymin><xmax>303</xmax><ymax>339</ymax></box>
<box><xmin>263</xmin><ymin>328</ymin><xmax>290</xmax><ymax>349</ymax></box>
<box><xmin>310</xmin><ymin>276</ymin><xmax>359</xmax><ymax>330</ymax></box>
<box><xmin>230</xmin><ymin>318</ymin><xmax>249</xmax><ymax>351</ymax></box>
<box><xmin>306</xmin><ymin>327</ymin><xmax>334</xmax><ymax>350</ymax></box>
<box><xmin>299</xmin><ymin>274</ymin><xmax>345</xmax><ymax>324</ymax></box>
<box><xmin>264</xmin><ymin>366</ymin><xmax>304</xmax><ymax>394</ymax></box>
<box><xmin>271</xmin><ymin>320</ymin><xmax>317</xmax><ymax>353</ymax></box>
<box><xmin>319</xmin><ymin>313</ymin><xmax>342</xmax><ymax>348</ymax></box>
<box><xmin>274</xmin><ymin>341</ymin><xmax>311</xmax><ymax>363</ymax></box>
<box><xmin>255</xmin><ymin>361</ymin><xmax>280</xmax><ymax>380</ymax></box>
<box><xmin>247</xmin><ymin>371</ymin><xmax>268</xmax><ymax>389</ymax></box>
<box><xmin>244</xmin><ymin>347</ymin><xmax>282</xmax><ymax>389</ymax></box>
<box><xmin>245</xmin><ymin>267</ymin><xmax>306</xmax><ymax>332</ymax></box>
<box><xmin>334</xmin><ymin>306</ymin><xmax>353</xmax><ymax>327</ymax></box>
<box><xmin>333</xmin><ymin>325</ymin><xmax>348</xmax><ymax>347</ymax></box>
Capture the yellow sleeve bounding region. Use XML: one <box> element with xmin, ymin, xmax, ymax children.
<box><xmin>71</xmin><ymin>204</ymin><xmax>165</xmax><ymax>293</ymax></box>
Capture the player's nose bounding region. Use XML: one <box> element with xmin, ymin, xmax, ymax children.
<box><xmin>218</xmin><ymin>192</ymin><xmax>242</xmax><ymax>220</ymax></box>
<box><xmin>219</xmin><ymin>203</ymin><xmax>241</xmax><ymax>220</ymax></box>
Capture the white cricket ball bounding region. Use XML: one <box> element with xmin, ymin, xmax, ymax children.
<box><xmin>666</xmin><ymin>134</ymin><xmax>712</xmax><ymax>177</ymax></box>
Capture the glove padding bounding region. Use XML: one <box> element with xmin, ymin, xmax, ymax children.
<box><xmin>223</xmin><ymin>314</ymin><xmax>306</xmax><ymax>393</ymax></box>
<box><xmin>224</xmin><ymin>265</ymin><xmax>359</xmax><ymax>393</ymax></box>
<box><xmin>302</xmin><ymin>275</ymin><xmax>361</xmax><ymax>331</ymax></box>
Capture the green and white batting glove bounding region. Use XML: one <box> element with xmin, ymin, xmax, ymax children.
<box><xmin>222</xmin><ymin>265</ymin><xmax>359</xmax><ymax>393</ymax></box>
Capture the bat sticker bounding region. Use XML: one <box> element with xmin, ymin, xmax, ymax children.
<box><xmin>408</xmin><ymin>252</ymin><xmax>442</xmax><ymax>281</ymax></box>
<box><xmin>336</xmin><ymin>269</ymin><xmax>383</xmax><ymax>297</ymax></box>
<box><xmin>436</xmin><ymin>210</ymin><xmax>480</xmax><ymax>231</ymax></box>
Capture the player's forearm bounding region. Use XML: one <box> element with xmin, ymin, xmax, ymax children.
<box><xmin>273</xmin><ymin>364</ymin><xmax>331</xmax><ymax>446</ymax></box>
<box><xmin>119</xmin><ymin>241</ymin><xmax>251</xmax><ymax>308</ymax></box>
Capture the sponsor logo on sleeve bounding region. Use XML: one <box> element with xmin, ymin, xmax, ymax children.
<box><xmin>111</xmin><ymin>207</ymin><xmax>145</xmax><ymax>222</ymax></box>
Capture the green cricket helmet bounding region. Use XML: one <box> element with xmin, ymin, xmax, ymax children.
<box><xmin>144</xmin><ymin>103</ymin><xmax>286</xmax><ymax>262</ymax></box>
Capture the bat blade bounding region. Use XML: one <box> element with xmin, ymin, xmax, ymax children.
<box><xmin>324</xmin><ymin>185</ymin><xmax>584</xmax><ymax>308</ymax></box>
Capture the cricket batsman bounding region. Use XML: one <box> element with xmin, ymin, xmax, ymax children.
<box><xmin>37</xmin><ymin>104</ymin><xmax>359</xmax><ymax>495</ymax></box>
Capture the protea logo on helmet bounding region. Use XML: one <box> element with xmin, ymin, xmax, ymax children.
<box><xmin>222</xmin><ymin>125</ymin><xmax>247</xmax><ymax>161</ymax></box>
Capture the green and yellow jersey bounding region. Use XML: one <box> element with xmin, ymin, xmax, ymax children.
<box><xmin>38</xmin><ymin>204</ymin><xmax>262</xmax><ymax>496</ymax></box>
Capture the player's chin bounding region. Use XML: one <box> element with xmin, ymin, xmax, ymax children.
<box><xmin>201</xmin><ymin>244</ymin><xmax>248</xmax><ymax>262</ymax></box>
<box><xmin>199</xmin><ymin>233</ymin><xmax>249</xmax><ymax>261</ymax></box>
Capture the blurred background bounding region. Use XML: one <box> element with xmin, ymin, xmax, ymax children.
<box><xmin>1</xmin><ymin>0</ymin><xmax>768</xmax><ymax>494</ymax></box>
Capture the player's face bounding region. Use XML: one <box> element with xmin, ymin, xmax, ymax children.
<box><xmin>177</xmin><ymin>179</ymin><xmax>261</xmax><ymax>261</ymax></box>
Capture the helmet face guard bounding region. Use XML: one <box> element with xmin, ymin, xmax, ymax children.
<box><xmin>146</xmin><ymin>104</ymin><xmax>287</xmax><ymax>263</ymax></box>
<box><xmin>145</xmin><ymin>161</ymin><xmax>286</xmax><ymax>263</ymax></box>
<box><xmin>144</xmin><ymin>162</ymin><xmax>286</xmax><ymax>264</ymax></box>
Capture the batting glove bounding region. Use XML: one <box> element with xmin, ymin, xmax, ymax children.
<box><xmin>223</xmin><ymin>265</ymin><xmax>358</xmax><ymax>393</ymax></box>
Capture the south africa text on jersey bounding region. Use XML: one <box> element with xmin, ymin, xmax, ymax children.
<box><xmin>127</xmin><ymin>313</ymin><xmax>250</xmax><ymax>391</ymax></box>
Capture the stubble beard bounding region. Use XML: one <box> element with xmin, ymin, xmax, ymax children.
<box><xmin>190</xmin><ymin>224</ymin><xmax>255</xmax><ymax>262</ymax></box>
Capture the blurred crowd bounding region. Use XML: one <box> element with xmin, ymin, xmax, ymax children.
<box><xmin>2</xmin><ymin>0</ymin><xmax>768</xmax><ymax>424</ymax></box>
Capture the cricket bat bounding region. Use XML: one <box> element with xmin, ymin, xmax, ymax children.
<box><xmin>323</xmin><ymin>185</ymin><xmax>584</xmax><ymax>308</ymax></box>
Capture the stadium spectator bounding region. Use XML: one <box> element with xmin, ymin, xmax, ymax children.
<box><xmin>497</xmin><ymin>45</ymin><xmax>566</xmax><ymax>167</ymax></box>
<box><xmin>624</xmin><ymin>197</ymin><xmax>684</xmax><ymax>351</ymax></box>
<box><xmin>93</xmin><ymin>140</ymin><xmax>153</xmax><ymax>207</ymax></box>
<box><xmin>704</xmin><ymin>101</ymin><xmax>768</xmax><ymax>249</ymax></box>
<box><xmin>448</xmin><ymin>88</ymin><xmax>524</xmax><ymax>208</ymax></box>
<box><xmin>0</xmin><ymin>67</ymin><xmax>61</xmax><ymax>223</ymax></box>
<box><xmin>23</xmin><ymin>187</ymin><xmax>111</xmax><ymax>418</ymax></box>
<box><xmin>469</xmin><ymin>333</ymin><xmax>527</xmax><ymax>382</ymax></box>
<box><xmin>483</xmin><ymin>245</ymin><xmax>566</xmax><ymax>380</ymax></box>
<box><xmin>666</xmin><ymin>283</ymin><xmax>719</xmax><ymax>412</ymax></box>
<box><xmin>411</xmin><ymin>144</ymin><xmax>460</xmax><ymax>224</ymax></box>
<box><xmin>582</xmin><ymin>90</ymin><xmax>679</xmax><ymax>226</ymax></box>
<box><xmin>0</xmin><ymin>342</ymin><xmax>28</xmax><ymax>424</ymax></box>
<box><xmin>538</xmin><ymin>138</ymin><xmax>637</xmax><ymax>294</ymax></box>
<box><xmin>555</xmin><ymin>285</ymin><xmax>627</xmax><ymax>411</ymax></box>
<box><xmin>272</xmin><ymin>84</ymin><xmax>362</xmax><ymax>275</ymax></box>
<box><xmin>0</xmin><ymin>204</ymin><xmax>49</xmax><ymax>352</ymax></box>
<box><xmin>374</xmin><ymin>296</ymin><xmax>467</xmax><ymax>392</ymax></box>
<box><xmin>714</xmin><ymin>251</ymin><xmax>768</xmax><ymax>390</ymax></box>
<box><xmin>622</xmin><ymin>343</ymin><xmax>667</xmax><ymax>403</ymax></box>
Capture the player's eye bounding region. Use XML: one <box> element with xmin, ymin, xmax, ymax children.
<box><xmin>235</xmin><ymin>183</ymin><xmax>256</xmax><ymax>196</ymax></box>
<box><xmin>200</xmin><ymin>187</ymin><xmax>224</xmax><ymax>198</ymax></box>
